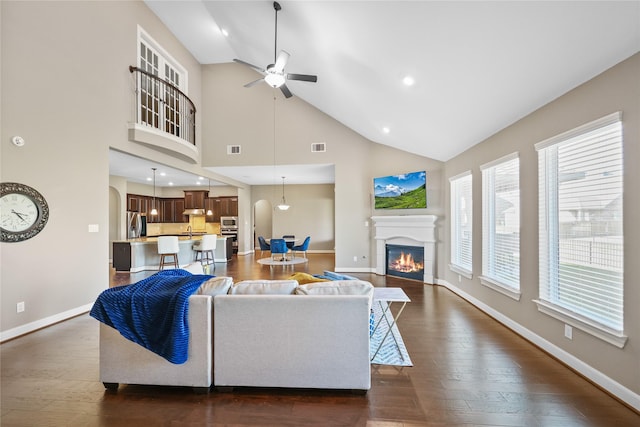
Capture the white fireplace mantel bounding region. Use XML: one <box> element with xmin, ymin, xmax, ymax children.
<box><xmin>371</xmin><ymin>215</ymin><xmax>437</xmax><ymax>283</ymax></box>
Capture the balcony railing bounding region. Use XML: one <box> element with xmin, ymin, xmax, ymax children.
<box><xmin>129</xmin><ymin>66</ymin><xmax>196</xmax><ymax>146</ymax></box>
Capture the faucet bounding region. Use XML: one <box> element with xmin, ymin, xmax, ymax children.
<box><xmin>186</xmin><ymin>225</ymin><xmax>192</xmax><ymax>238</ymax></box>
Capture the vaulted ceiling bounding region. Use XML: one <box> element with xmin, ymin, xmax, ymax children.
<box><xmin>114</xmin><ymin>1</ymin><xmax>639</xmax><ymax>187</ymax></box>
<box><xmin>146</xmin><ymin>0</ymin><xmax>639</xmax><ymax>162</ymax></box>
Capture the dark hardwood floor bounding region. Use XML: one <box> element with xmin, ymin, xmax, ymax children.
<box><xmin>1</xmin><ymin>253</ymin><xmax>638</xmax><ymax>426</ymax></box>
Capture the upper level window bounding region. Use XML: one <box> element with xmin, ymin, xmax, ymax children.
<box><xmin>449</xmin><ymin>171</ymin><xmax>473</xmax><ymax>278</ymax></box>
<box><xmin>135</xmin><ymin>27</ymin><xmax>192</xmax><ymax>143</ymax></box>
<box><xmin>535</xmin><ymin>112</ymin><xmax>625</xmax><ymax>347</ymax></box>
<box><xmin>480</xmin><ymin>153</ymin><xmax>520</xmax><ymax>299</ymax></box>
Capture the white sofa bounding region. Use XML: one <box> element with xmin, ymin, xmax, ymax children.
<box><xmin>98</xmin><ymin>274</ymin><xmax>373</xmax><ymax>393</ymax></box>
<box><xmin>214</xmin><ymin>293</ymin><xmax>372</xmax><ymax>392</ymax></box>
<box><xmin>99</xmin><ymin>293</ymin><xmax>214</xmax><ymax>393</ymax></box>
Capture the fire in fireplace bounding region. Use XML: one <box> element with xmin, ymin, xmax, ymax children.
<box><xmin>386</xmin><ymin>244</ymin><xmax>424</xmax><ymax>281</ymax></box>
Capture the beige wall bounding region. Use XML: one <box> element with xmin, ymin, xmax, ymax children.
<box><xmin>200</xmin><ymin>62</ymin><xmax>444</xmax><ymax>268</ymax></box>
<box><xmin>442</xmin><ymin>53</ymin><xmax>640</xmax><ymax>399</ymax></box>
<box><xmin>0</xmin><ymin>1</ymin><xmax>207</xmax><ymax>337</ymax></box>
<box><xmin>251</xmin><ymin>184</ymin><xmax>335</xmax><ymax>252</ymax></box>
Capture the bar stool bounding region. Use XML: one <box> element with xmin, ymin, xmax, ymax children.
<box><xmin>193</xmin><ymin>234</ymin><xmax>217</xmax><ymax>271</ymax></box>
<box><xmin>158</xmin><ymin>236</ymin><xmax>179</xmax><ymax>270</ymax></box>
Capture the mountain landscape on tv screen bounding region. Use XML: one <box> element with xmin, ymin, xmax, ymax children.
<box><xmin>374</xmin><ymin>171</ymin><xmax>427</xmax><ymax>209</ymax></box>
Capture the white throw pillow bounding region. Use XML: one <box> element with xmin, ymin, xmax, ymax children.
<box><xmin>196</xmin><ymin>276</ymin><xmax>233</xmax><ymax>296</ymax></box>
<box><xmin>296</xmin><ymin>280</ymin><xmax>374</xmax><ymax>297</ymax></box>
<box><xmin>231</xmin><ymin>280</ymin><xmax>299</xmax><ymax>295</ymax></box>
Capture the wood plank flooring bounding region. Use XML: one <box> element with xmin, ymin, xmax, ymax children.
<box><xmin>2</xmin><ymin>253</ymin><xmax>638</xmax><ymax>426</ymax></box>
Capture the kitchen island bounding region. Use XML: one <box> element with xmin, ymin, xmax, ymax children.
<box><xmin>112</xmin><ymin>235</ymin><xmax>231</xmax><ymax>272</ymax></box>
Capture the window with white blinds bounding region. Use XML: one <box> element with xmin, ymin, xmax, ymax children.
<box><xmin>450</xmin><ymin>172</ymin><xmax>473</xmax><ymax>277</ymax></box>
<box><xmin>481</xmin><ymin>153</ymin><xmax>520</xmax><ymax>296</ymax></box>
<box><xmin>536</xmin><ymin>113</ymin><xmax>624</xmax><ymax>342</ymax></box>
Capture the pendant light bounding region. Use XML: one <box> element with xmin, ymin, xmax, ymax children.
<box><xmin>277</xmin><ymin>176</ymin><xmax>290</xmax><ymax>211</ymax></box>
<box><xmin>206</xmin><ymin>179</ymin><xmax>213</xmax><ymax>216</ymax></box>
<box><xmin>150</xmin><ymin>167</ymin><xmax>158</xmax><ymax>215</ymax></box>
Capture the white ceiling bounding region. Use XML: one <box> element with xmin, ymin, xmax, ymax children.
<box><xmin>109</xmin><ymin>150</ymin><xmax>226</xmax><ymax>187</ymax></box>
<box><xmin>112</xmin><ymin>1</ymin><xmax>639</xmax><ymax>187</ymax></box>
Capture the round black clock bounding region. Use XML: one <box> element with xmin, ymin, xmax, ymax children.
<box><xmin>1</xmin><ymin>182</ymin><xmax>49</xmax><ymax>242</ymax></box>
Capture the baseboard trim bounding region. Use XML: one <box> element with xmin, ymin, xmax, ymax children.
<box><xmin>334</xmin><ymin>267</ymin><xmax>376</xmax><ymax>273</ymax></box>
<box><xmin>434</xmin><ymin>278</ymin><xmax>640</xmax><ymax>412</ymax></box>
<box><xmin>0</xmin><ymin>303</ymin><xmax>94</xmax><ymax>343</ymax></box>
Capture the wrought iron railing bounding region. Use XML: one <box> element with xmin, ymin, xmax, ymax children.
<box><xmin>129</xmin><ymin>66</ymin><xmax>196</xmax><ymax>145</ymax></box>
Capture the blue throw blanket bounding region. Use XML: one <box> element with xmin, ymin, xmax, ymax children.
<box><xmin>90</xmin><ymin>269</ymin><xmax>213</xmax><ymax>364</ymax></box>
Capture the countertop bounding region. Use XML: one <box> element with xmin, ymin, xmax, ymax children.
<box><xmin>115</xmin><ymin>235</ymin><xmax>227</xmax><ymax>244</ymax></box>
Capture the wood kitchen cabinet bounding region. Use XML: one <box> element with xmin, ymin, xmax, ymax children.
<box><xmin>127</xmin><ymin>194</ymin><xmax>155</xmax><ymax>221</ymax></box>
<box><xmin>220</xmin><ymin>197</ymin><xmax>238</xmax><ymax>217</ymax></box>
<box><xmin>184</xmin><ymin>191</ymin><xmax>208</xmax><ymax>209</ymax></box>
<box><xmin>161</xmin><ymin>199</ymin><xmax>174</xmax><ymax>223</ymax></box>
<box><xmin>160</xmin><ymin>198</ymin><xmax>187</xmax><ymax>223</ymax></box>
<box><xmin>209</xmin><ymin>196</ymin><xmax>238</xmax><ymax>222</ymax></box>
<box><xmin>174</xmin><ymin>199</ymin><xmax>187</xmax><ymax>222</ymax></box>
<box><xmin>205</xmin><ymin>198</ymin><xmax>216</xmax><ymax>222</ymax></box>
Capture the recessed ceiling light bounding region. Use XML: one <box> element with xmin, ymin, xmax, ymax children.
<box><xmin>160</xmin><ymin>172</ymin><xmax>166</xmax><ymax>176</ymax></box>
<box><xmin>146</xmin><ymin>177</ymin><xmax>152</xmax><ymax>182</ymax></box>
<box><xmin>402</xmin><ymin>76</ymin><xmax>415</xmax><ymax>86</ymax></box>
<box><xmin>221</xmin><ymin>28</ymin><xmax>229</xmax><ymax>37</ymax></box>
<box><xmin>382</xmin><ymin>127</ymin><xmax>390</xmax><ymax>134</ymax></box>
<box><xmin>168</xmin><ymin>182</ymin><xmax>174</xmax><ymax>186</ymax></box>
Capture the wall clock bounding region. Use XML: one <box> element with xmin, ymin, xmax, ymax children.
<box><xmin>1</xmin><ymin>182</ymin><xmax>49</xmax><ymax>242</ymax></box>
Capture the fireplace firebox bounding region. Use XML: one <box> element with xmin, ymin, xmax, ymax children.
<box><xmin>386</xmin><ymin>244</ymin><xmax>425</xmax><ymax>281</ymax></box>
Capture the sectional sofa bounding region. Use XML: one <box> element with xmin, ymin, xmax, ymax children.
<box><xmin>98</xmin><ymin>268</ymin><xmax>374</xmax><ymax>393</ymax></box>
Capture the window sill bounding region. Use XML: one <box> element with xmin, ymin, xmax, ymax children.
<box><xmin>479</xmin><ymin>276</ymin><xmax>521</xmax><ymax>301</ymax></box>
<box><xmin>449</xmin><ymin>264</ymin><xmax>472</xmax><ymax>280</ymax></box>
<box><xmin>533</xmin><ymin>299</ymin><xmax>627</xmax><ymax>348</ymax></box>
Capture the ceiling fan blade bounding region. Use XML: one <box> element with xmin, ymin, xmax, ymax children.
<box><xmin>287</xmin><ymin>73</ymin><xmax>318</xmax><ymax>83</ymax></box>
<box><xmin>233</xmin><ymin>58</ymin><xmax>265</xmax><ymax>73</ymax></box>
<box><xmin>280</xmin><ymin>83</ymin><xmax>293</xmax><ymax>99</ymax></box>
<box><xmin>273</xmin><ymin>50</ymin><xmax>290</xmax><ymax>73</ymax></box>
<box><xmin>244</xmin><ymin>78</ymin><xmax>265</xmax><ymax>88</ymax></box>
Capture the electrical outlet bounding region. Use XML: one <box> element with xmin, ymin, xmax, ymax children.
<box><xmin>17</xmin><ymin>301</ymin><xmax>25</xmax><ymax>313</ymax></box>
<box><xmin>564</xmin><ymin>324</ymin><xmax>573</xmax><ymax>340</ymax></box>
<box><xmin>353</xmin><ymin>256</ymin><xmax>358</xmax><ymax>262</ymax></box>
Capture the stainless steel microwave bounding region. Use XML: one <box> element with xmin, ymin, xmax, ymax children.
<box><xmin>220</xmin><ymin>216</ymin><xmax>238</xmax><ymax>228</ymax></box>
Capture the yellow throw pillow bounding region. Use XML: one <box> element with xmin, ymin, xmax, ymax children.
<box><xmin>288</xmin><ymin>272</ymin><xmax>329</xmax><ymax>285</ymax></box>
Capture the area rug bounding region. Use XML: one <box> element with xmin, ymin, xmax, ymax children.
<box><xmin>370</xmin><ymin>301</ymin><xmax>413</xmax><ymax>366</ymax></box>
<box><xmin>256</xmin><ymin>257</ymin><xmax>308</xmax><ymax>266</ymax></box>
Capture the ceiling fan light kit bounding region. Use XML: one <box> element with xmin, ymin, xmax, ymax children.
<box><xmin>233</xmin><ymin>1</ymin><xmax>317</xmax><ymax>98</ymax></box>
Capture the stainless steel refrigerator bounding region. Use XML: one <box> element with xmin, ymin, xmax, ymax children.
<box><xmin>127</xmin><ymin>211</ymin><xmax>147</xmax><ymax>239</ymax></box>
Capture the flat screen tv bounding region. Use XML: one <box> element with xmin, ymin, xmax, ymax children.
<box><xmin>374</xmin><ymin>171</ymin><xmax>427</xmax><ymax>209</ymax></box>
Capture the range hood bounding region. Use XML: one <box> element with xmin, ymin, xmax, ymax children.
<box><xmin>183</xmin><ymin>190</ymin><xmax>208</xmax><ymax>215</ymax></box>
<box><xmin>182</xmin><ymin>208</ymin><xmax>205</xmax><ymax>216</ymax></box>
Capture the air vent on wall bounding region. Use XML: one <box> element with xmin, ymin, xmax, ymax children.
<box><xmin>227</xmin><ymin>145</ymin><xmax>241</xmax><ymax>155</ymax></box>
<box><xmin>311</xmin><ymin>142</ymin><xmax>326</xmax><ymax>153</ymax></box>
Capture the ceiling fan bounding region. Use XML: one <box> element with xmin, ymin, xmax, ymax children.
<box><xmin>233</xmin><ymin>1</ymin><xmax>317</xmax><ymax>99</ymax></box>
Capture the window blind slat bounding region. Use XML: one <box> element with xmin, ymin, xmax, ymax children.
<box><xmin>483</xmin><ymin>157</ymin><xmax>520</xmax><ymax>289</ymax></box>
<box><xmin>538</xmin><ymin>119</ymin><xmax>623</xmax><ymax>332</ymax></box>
<box><xmin>451</xmin><ymin>173</ymin><xmax>473</xmax><ymax>272</ymax></box>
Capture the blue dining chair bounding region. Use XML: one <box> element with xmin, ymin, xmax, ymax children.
<box><xmin>282</xmin><ymin>234</ymin><xmax>296</xmax><ymax>249</ymax></box>
<box><xmin>257</xmin><ymin>236</ymin><xmax>270</xmax><ymax>257</ymax></box>
<box><xmin>269</xmin><ymin>238</ymin><xmax>288</xmax><ymax>262</ymax></box>
<box><xmin>292</xmin><ymin>236</ymin><xmax>311</xmax><ymax>259</ymax></box>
